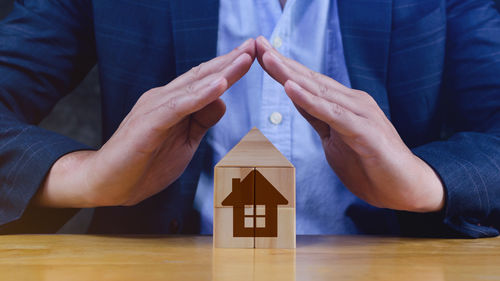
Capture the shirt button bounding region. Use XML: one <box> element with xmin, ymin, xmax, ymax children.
<box><xmin>269</xmin><ymin>112</ymin><xmax>283</xmax><ymax>125</ymax></box>
<box><xmin>273</xmin><ymin>36</ymin><xmax>283</xmax><ymax>48</ymax></box>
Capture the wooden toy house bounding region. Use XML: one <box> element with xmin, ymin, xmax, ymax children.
<box><xmin>213</xmin><ymin>127</ymin><xmax>296</xmax><ymax>248</ymax></box>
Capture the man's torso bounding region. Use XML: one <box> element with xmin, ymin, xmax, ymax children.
<box><xmin>87</xmin><ymin>0</ymin><xmax>447</xmax><ymax>234</ymax></box>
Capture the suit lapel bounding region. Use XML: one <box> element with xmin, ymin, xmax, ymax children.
<box><xmin>170</xmin><ymin>0</ymin><xmax>220</xmax><ymax>76</ymax></box>
<box><xmin>338</xmin><ymin>0</ymin><xmax>393</xmax><ymax>117</ymax></box>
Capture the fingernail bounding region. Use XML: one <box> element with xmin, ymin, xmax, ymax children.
<box><xmin>269</xmin><ymin>51</ymin><xmax>282</xmax><ymax>63</ymax></box>
<box><xmin>232</xmin><ymin>53</ymin><xmax>248</xmax><ymax>65</ymax></box>
<box><xmin>237</xmin><ymin>38</ymin><xmax>252</xmax><ymax>50</ymax></box>
<box><xmin>259</xmin><ymin>36</ymin><xmax>272</xmax><ymax>49</ymax></box>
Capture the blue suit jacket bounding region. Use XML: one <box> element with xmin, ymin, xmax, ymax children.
<box><xmin>0</xmin><ymin>0</ymin><xmax>499</xmax><ymax>237</ymax></box>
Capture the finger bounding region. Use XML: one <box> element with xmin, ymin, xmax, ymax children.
<box><xmin>255</xmin><ymin>36</ymin><xmax>287</xmax><ymax>84</ymax></box>
<box><xmin>256</xmin><ymin>37</ymin><xmax>365</xmax><ymax>116</ymax></box>
<box><xmin>183</xmin><ymin>38</ymin><xmax>255</xmax><ymax>83</ymax></box>
<box><xmin>262</xmin><ymin>51</ymin><xmax>364</xmax><ymax>115</ymax></box>
<box><xmin>152</xmin><ymin>53</ymin><xmax>253</xmax><ymax>129</ymax></box>
<box><xmin>189</xmin><ymin>98</ymin><xmax>226</xmax><ymax>142</ymax></box>
<box><xmin>257</xmin><ymin>36</ymin><xmax>350</xmax><ymax>95</ymax></box>
<box><xmin>162</xmin><ymin>38</ymin><xmax>256</xmax><ymax>92</ymax></box>
<box><xmin>294</xmin><ymin>104</ymin><xmax>331</xmax><ymax>140</ymax></box>
<box><xmin>219</xmin><ymin>52</ymin><xmax>255</xmax><ymax>87</ymax></box>
<box><xmin>255</xmin><ymin>35</ymin><xmax>272</xmax><ymax>69</ymax></box>
<box><xmin>134</xmin><ymin>98</ymin><xmax>226</xmax><ymax>201</ymax></box>
<box><xmin>165</xmin><ymin>52</ymin><xmax>253</xmax><ymax>111</ymax></box>
<box><xmin>284</xmin><ymin>80</ymin><xmax>366</xmax><ymax>138</ymax></box>
<box><xmin>281</xmin><ymin>58</ymin><xmax>353</xmax><ymax>98</ymax></box>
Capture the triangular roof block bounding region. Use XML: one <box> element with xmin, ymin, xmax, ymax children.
<box><xmin>215</xmin><ymin>127</ymin><xmax>293</xmax><ymax>168</ymax></box>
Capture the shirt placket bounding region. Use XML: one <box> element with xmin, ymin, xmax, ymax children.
<box><xmin>259</xmin><ymin>1</ymin><xmax>294</xmax><ymax>160</ymax></box>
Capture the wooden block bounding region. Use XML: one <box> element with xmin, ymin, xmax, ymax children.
<box><xmin>214</xmin><ymin>167</ymin><xmax>255</xmax><ymax>248</ymax></box>
<box><xmin>255</xmin><ymin>167</ymin><xmax>295</xmax><ymax>208</ymax></box>
<box><xmin>213</xmin><ymin>127</ymin><xmax>296</xmax><ymax>249</ymax></box>
<box><xmin>213</xmin><ymin>207</ymin><xmax>254</xmax><ymax>248</ymax></box>
<box><xmin>216</xmin><ymin>127</ymin><xmax>294</xmax><ymax>168</ymax></box>
<box><xmin>214</xmin><ymin>167</ymin><xmax>254</xmax><ymax>208</ymax></box>
<box><xmin>253</xmin><ymin>167</ymin><xmax>295</xmax><ymax>248</ymax></box>
<box><xmin>254</xmin><ymin>208</ymin><xmax>296</xmax><ymax>249</ymax></box>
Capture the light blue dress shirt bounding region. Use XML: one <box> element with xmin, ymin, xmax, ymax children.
<box><xmin>194</xmin><ymin>0</ymin><xmax>355</xmax><ymax>234</ymax></box>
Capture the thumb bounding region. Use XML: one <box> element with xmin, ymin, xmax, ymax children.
<box><xmin>189</xmin><ymin>98</ymin><xmax>226</xmax><ymax>142</ymax></box>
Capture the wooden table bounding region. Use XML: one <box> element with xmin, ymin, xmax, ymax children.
<box><xmin>0</xmin><ymin>235</ymin><xmax>499</xmax><ymax>280</ymax></box>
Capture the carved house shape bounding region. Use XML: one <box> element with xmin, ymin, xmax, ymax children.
<box><xmin>221</xmin><ymin>170</ymin><xmax>288</xmax><ymax>237</ymax></box>
<box><xmin>214</xmin><ymin>127</ymin><xmax>296</xmax><ymax>248</ymax></box>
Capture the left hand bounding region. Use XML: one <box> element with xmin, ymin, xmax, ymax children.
<box><xmin>256</xmin><ymin>36</ymin><xmax>445</xmax><ymax>212</ymax></box>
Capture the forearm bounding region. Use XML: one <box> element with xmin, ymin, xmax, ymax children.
<box><xmin>33</xmin><ymin>150</ymin><xmax>97</xmax><ymax>208</ymax></box>
<box><xmin>0</xmin><ymin>110</ymin><xmax>91</xmax><ymax>229</ymax></box>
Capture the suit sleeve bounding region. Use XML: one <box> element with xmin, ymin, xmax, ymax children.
<box><xmin>0</xmin><ymin>0</ymin><xmax>97</xmax><ymax>233</ymax></box>
<box><xmin>409</xmin><ymin>0</ymin><xmax>500</xmax><ymax>238</ymax></box>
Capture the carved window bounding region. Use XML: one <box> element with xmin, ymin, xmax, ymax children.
<box><xmin>244</xmin><ymin>205</ymin><xmax>266</xmax><ymax>228</ymax></box>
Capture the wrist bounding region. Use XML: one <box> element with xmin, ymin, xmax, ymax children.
<box><xmin>404</xmin><ymin>154</ymin><xmax>445</xmax><ymax>213</ymax></box>
<box><xmin>33</xmin><ymin>150</ymin><xmax>98</xmax><ymax>208</ymax></box>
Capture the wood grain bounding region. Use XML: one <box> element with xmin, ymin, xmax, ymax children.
<box><xmin>1</xmin><ymin>235</ymin><xmax>499</xmax><ymax>281</ymax></box>
<box><xmin>256</xmin><ymin>167</ymin><xmax>295</xmax><ymax>208</ymax></box>
<box><xmin>214</xmin><ymin>167</ymin><xmax>254</xmax><ymax>208</ymax></box>
<box><xmin>213</xmin><ymin>128</ymin><xmax>296</xmax><ymax>249</ymax></box>
<box><xmin>254</xmin><ymin>207</ymin><xmax>296</xmax><ymax>249</ymax></box>
<box><xmin>213</xmin><ymin>207</ymin><xmax>254</xmax><ymax>248</ymax></box>
<box><xmin>215</xmin><ymin>127</ymin><xmax>294</xmax><ymax>168</ymax></box>
<box><xmin>213</xmin><ymin>166</ymin><xmax>295</xmax><ymax>248</ymax></box>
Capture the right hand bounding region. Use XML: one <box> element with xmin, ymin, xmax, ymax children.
<box><xmin>35</xmin><ymin>39</ymin><xmax>256</xmax><ymax>208</ymax></box>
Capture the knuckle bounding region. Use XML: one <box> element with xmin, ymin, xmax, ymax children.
<box><xmin>165</xmin><ymin>96</ymin><xmax>178</xmax><ymax>111</ymax></box>
<box><xmin>190</xmin><ymin>64</ymin><xmax>202</xmax><ymax>77</ymax></box>
<box><xmin>184</xmin><ymin>82</ymin><xmax>197</xmax><ymax>98</ymax></box>
<box><xmin>296</xmin><ymin>75</ymin><xmax>307</xmax><ymax>86</ymax></box>
<box><xmin>318</xmin><ymin>84</ymin><xmax>330</xmax><ymax>98</ymax></box>
<box><xmin>352</xmin><ymin>89</ymin><xmax>366</xmax><ymax>96</ymax></box>
<box><xmin>137</xmin><ymin>87</ymin><xmax>158</xmax><ymax>104</ymax></box>
<box><xmin>165</xmin><ymin>96</ymin><xmax>188</xmax><ymax>119</ymax></box>
<box><xmin>330</xmin><ymin>102</ymin><xmax>344</xmax><ymax>117</ymax></box>
<box><xmin>364</xmin><ymin>94</ymin><xmax>376</xmax><ymax>104</ymax></box>
<box><xmin>308</xmin><ymin>69</ymin><xmax>319</xmax><ymax>79</ymax></box>
<box><xmin>188</xmin><ymin>64</ymin><xmax>204</xmax><ymax>82</ymax></box>
<box><xmin>366</xmin><ymin>97</ymin><xmax>378</xmax><ymax>109</ymax></box>
<box><xmin>198</xmin><ymin>62</ymin><xmax>206</xmax><ymax>72</ymax></box>
<box><xmin>354</xmin><ymin>90</ymin><xmax>374</xmax><ymax>103</ymax></box>
<box><xmin>145</xmin><ymin>87</ymin><xmax>160</xmax><ymax>95</ymax></box>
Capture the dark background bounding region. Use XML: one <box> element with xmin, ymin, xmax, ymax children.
<box><xmin>0</xmin><ymin>0</ymin><xmax>101</xmax><ymax>233</ymax></box>
<box><xmin>1</xmin><ymin>0</ymin><xmax>499</xmax><ymax>148</ymax></box>
<box><xmin>1</xmin><ymin>0</ymin><xmax>500</xmax><ymax>233</ymax></box>
<box><xmin>0</xmin><ymin>0</ymin><xmax>102</xmax><ymax>149</ymax></box>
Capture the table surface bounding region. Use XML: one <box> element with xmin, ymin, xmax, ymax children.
<box><xmin>0</xmin><ymin>235</ymin><xmax>499</xmax><ymax>281</ymax></box>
